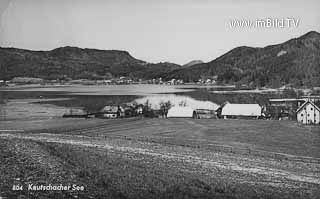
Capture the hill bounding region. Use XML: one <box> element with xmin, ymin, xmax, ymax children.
<box><xmin>0</xmin><ymin>46</ymin><xmax>181</xmax><ymax>80</ymax></box>
<box><xmin>1</xmin><ymin>31</ymin><xmax>320</xmax><ymax>87</ymax></box>
<box><xmin>166</xmin><ymin>31</ymin><xmax>320</xmax><ymax>87</ymax></box>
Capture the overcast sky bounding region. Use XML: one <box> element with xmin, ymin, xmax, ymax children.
<box><xmin>0</xmin><ymin>0</ymin><xmax>319</xmax><ymax>64</ymax></box>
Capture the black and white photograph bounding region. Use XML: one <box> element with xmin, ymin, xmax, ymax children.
<box><xmin>0</xmin><ymin>0</ymin><xmax>319</xmax><ymax>198</ymax></box>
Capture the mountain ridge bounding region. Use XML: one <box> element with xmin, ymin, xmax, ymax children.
<box><xmin>167</xmin><ymin>31</ymin><xmax>320</xmax><ymax>87</ymax></box>
<box><xmin>1</xmin><ymin>31</ymin><xmax>319</xmax><ymax>87</ymax></box>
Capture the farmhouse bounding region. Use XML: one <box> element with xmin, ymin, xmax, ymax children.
<box><xmin>167</xmin><ymin>106</ymin><xmax>196</xmax><ymax>118</ymax></box>
<box><xmin>268</xmin><ymin>96</ymin><xmax>320</xmax><ymax>120</ymax></box>
<box><xmin>220</xmin><ymin>103</ymin><xmax>262</xmax><ymax>119</ymax></box>
<box><xmin>99</xmin><ymin>105</ymin><xmax>124</xmax><ymax>118</ymax></box>
<box><xmin>0</xmin><ymin>80</ymin><xmax>5</xmax><ymax>87</ymax></box>
<box><xmin>296</xmin><ymin>100</ymin><xmax>320</xmax><ymax>125</ymax></box>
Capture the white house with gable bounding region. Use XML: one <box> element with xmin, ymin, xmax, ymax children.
<box><xmin>296</xmin><ymin>100</ymin><xmax>320</xmax><ymax>125</ymax></box>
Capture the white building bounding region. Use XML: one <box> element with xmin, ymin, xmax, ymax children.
<box><xmin>100</xmin><ymin>105</ymin><xmax>124</xmax><ymax>118</ymax></box>
<box><xmin>221</xmin><ymin>103</ymin><xmax>262</xmax><ymax>119</ymax></box>
<box><xmin>296</xmin><ymin>101</ymin><xmax>320</xmax><ymax>125</ymax></box>
<box><xmin>167</xmin><ymin>106</ymin><xmax>196</xmax><ymax>118</ymax></box>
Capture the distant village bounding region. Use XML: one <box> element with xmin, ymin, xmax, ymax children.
<box><xmin>0</xmin><ymin>76</ymin><xmax>218</xmax><ymax>86</ymax></box>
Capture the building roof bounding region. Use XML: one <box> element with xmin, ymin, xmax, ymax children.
<box><xmin>269</xmin><ymin>98</ymin><xmax>305</xmax><ymax>102</ymax></box>
<box><xmin>167</xmin><ymin>106</ymin><xmax>195</xmax><ymax>118</ymax></box>
<box><xmin>301</xmin><ymin>96</ymin><xmax>320</xmax><ymax>99</ymax></box>
<box><xmin>270</xmin><ymin>97</ymin><xmax>320</xmax><ymax>103</ymax></box>
<box><xmin>221</xmin><ymin>103</ymin><xmax>261</xmax><ymax>116</ymax></box>
<box><xmin>101</xmin><ymin>106</ymin><xmax>119</xmax><ymax>113</ymax></box>
<box><xmin>296</xmin><ymin>100</ymin><xmax>320</xmax><ymax>112</ymax></box>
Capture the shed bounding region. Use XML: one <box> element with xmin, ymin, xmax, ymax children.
<box><xmin>296</xmin><ymin>100</ymin><xmax>320</xmax><ymax>125</ymax></box>
<box><xmin>221</xmin><ymin>103</ymin><xmax>261</xmax><ymax>119</ymax></box>
<box><xmin>195</xmin><ymin>109</ymin><xmax>216</xmax><ymax>119</ymax></box>
<box><xmin>167</xmin><ymin>106</ymin><xmax>196</xmax><ymax>118</ymax></box>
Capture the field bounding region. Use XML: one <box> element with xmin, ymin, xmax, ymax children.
<box><xmin>0</xmin><ymin>86</ymin><xmax>319</xmax><ymax>198</ymax></box>
<box><xmin>1</xmin><ymin>117</ymin><xmax>319</xmax><ymax>199</ymax></box>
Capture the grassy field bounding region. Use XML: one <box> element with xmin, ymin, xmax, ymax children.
<box><xmin>1</xmin><ymin>117</ymin><xmax>320</xmax><ymax>198</ymax></box>
<box><xmin>2</xmin><ymin>117</ymin><xmax>319</xmax><ymax>158</ymax></box>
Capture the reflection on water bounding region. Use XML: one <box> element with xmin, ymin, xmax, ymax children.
<box><xmin>135</xmin><ymin>94</ymin><xmax>219</xmax><ymax>110</ymax></box>
<box><xmin>4</xmin><ymin>84</ymin><xmax>197</xmax><ymax>96</ymax></box>
<box><xmin>176</xmin><ymin>89</ymin><xmax>278</xmax><ymax>105</ymax></box>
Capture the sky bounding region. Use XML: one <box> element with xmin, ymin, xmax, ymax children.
<box><xmin>0</xmin><ymin>0</ymin><xmax>319</xmax><ymax>65</ymax></box>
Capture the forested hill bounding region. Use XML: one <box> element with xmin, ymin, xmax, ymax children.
<box><xmin>1</xmin><ymin>31</ymin><xmax>320</xmax><ymax>87</ymax></box>
<box><xmin>165</xmin><ymin>31</ymin><xmax>320</xmax><ymax>87</ymax></box>
<box><xmin>0</xmin><ymin>46</ymin><xmax>181</xmax><ymax>80</ymax></box>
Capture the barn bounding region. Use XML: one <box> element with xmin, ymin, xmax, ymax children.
<box><xmin>221</xmin><ymin>103</ymin><xmax>262</xmax><ymax>119</ymax></box>
<box><xmin>99</xmin><ymin>105</ymin><xmax>124</xmax><ymax>119</ymax></box>
<box><xmin>296</xmin><ymin>100</ymin><xmax>320</xmax><ymax>125</ymax></box>
<box><xmin>167</xmin><ymin>106</ymin><xmax>196</xmax><ymax>118</ymax></box>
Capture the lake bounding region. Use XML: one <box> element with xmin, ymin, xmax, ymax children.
<box><xmin>0</xmin><ymin>84</ymin><xmax>293</xmax><ymax>120</ymax></box>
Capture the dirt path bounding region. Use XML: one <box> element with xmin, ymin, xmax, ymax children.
<box><xmin>1</xmin><ymin>133</ymin><xmax>319</xmax><ymax>187</ymax></box>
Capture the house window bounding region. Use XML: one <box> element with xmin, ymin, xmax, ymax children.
<box><xmin>301</xmin><ymin>113</ymin><xmax>303</xmax><ymax>117</ymax></box>
<box><xmin>307</xmin><ymin>114</ymin><xmax>310</xmax><ymax>117</ymax></box>
<box><xmin>311</xmin><ymin>107</ymin><xmax>313</xmax><ymax>111</ymax></box>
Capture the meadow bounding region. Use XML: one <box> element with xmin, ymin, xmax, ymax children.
<box><xmin>1</xmin><ymin>117</ymin><xmax>319</xmax><ymax>198</ymax></box>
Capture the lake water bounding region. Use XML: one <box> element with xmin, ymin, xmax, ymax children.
<box><xmin>3</xmin><ymin>84</ymin><xmax>197</xmax><ymax>95</ymax></box>
<box><xmin>0</xmin><ymin>84</ymin><xmax>286</xmax><ymax>120</ymax></box>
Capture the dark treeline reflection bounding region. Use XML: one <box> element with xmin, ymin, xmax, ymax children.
<box><xmin>176</xmin><ymin>88</ymin><xmax>303</xmax><ymax>105</ymax></box>
<box><xmin>0</xmin><ymin>91</ymin><xmax>138</xmax><ymax>112</ymax></box>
